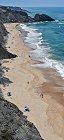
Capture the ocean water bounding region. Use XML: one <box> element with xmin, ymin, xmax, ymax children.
<box><xmin>20</xmin><ymin>7</ymin><xmax>64</xmax><ymax>78</ymax></box>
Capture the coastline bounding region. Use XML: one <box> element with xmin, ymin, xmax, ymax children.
<box><xmin>2</xmin><ymin>23</ymin><xmax>64</xmax><ymax>140</ymax></box>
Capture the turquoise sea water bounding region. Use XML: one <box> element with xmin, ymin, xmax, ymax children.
<box><xmin>20</xmin><ymin>7</ymin><xmax>64</xmax><ymax>78</ymax></box>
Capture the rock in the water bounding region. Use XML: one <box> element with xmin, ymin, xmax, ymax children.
<box><xmin>34</xmin><ymin>13</ymin><xmax>55</xmax><ymax>22</ymax></box>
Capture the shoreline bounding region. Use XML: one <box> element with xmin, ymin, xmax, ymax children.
<box><xmin>2</xmin><ymin>23</ymin><xmax>64</xmax><ymax>140</ymax></box>
<box><xmin>20</xmin><ymin>23</ymin><xmax>64</xmax><ymax>79</ymax></box>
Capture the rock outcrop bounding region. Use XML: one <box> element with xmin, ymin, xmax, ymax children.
<box><xmin>0</xmin><ymin>6</ymin><xmax>34</xmax><ymax>23</ymax></box>
<box><xmin>0</xmin><ymin>45</ymin><xmax>17</xmax><ymax>60</ymax></box>
<box><xmin>0</xmin><ymin>22</ymin><xmax>17</xmax><ymax>60</ymax></box>
<box><xmin>34</xmin><ymin>14</ymin><xmax>55</xmax><ymax>22</ymax></box>
<box><xmin>0</xmin><ymin>6</ymin><xmax>55</xmax><ymax>23</ymax></box>
<box><xmin>0</xmin><ymin>21</ymin><xmax>8</xmax><ymax>47</ymax></box>
<box><xmin>0</xmin><ymin>95</ymin><xmax>43</xmax><ymax>140</ymax></box>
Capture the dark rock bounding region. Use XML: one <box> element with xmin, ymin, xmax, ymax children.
<box><xmin>28</xmin><ymin>16</ymin><xmax>34</xmax><ymax>22</ymax></box>
<box><xmin>0</xmin><ymin>45</ymin><xmax>17</xmax><ymax>60</ymax></box>
<box><xmin>0</xmin><ymin>22</ymin><xmax>17</xmax><ymax>60</ymax></box>
<box><xmin>0</xmin><ymin>21</ymin><xmax>8</xmax><ymax>47</ymax></box>
<box><xmin>0</xmin><ymin>6</ymin><xmax>55</xmax><ymax>23</ymax></box>
<box><xmin>0</xmin><ymin>76</ymin><xmax>12</xmax><ymax>86</ymax></box>
<box><xmin>0</xmin><ymin>98</ymin><xmax>44</xmax><ymax>140</ymax></box>
<box><xmin>34</xmin><ymin>14</ymin><xmax>55</xmax><ymax>22</ymax></box>
<box><xmin>0</xmin><ymin>6</ymin><xmax>33</xmax><ymax>23</ymax></box>
<box><xmin>0</xmin><ymin>76</ymin><xmax>12</xmax><ymax>84</ymax></box>
<box><xmin>0</xmin><ymin>89</ymin><xmax>3</xmax><ymax>99</ymax></box>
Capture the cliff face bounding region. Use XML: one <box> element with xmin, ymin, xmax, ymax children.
<box><xmin>0</xmin><ymin>95</ymin><xmax>43</xmax><ymax>140</ymax></box>
<box><xmin>0</xmin><ymin>6</ymin><xmax>55</xmax><ymax>23</ymax></box>
<box><xmin>0</xmin><ymin>22</ymin><xmax>7</xmax><ymax>47</ymax></box>
<box><xmin>0</xmin><ymin>22</ymin><xmax>17</xmax><ymax>60</ymax></box>
<box><xmin>0</xmin><ymin>6</ymin><xmax>33</xmax><ymax>23</ymax></box>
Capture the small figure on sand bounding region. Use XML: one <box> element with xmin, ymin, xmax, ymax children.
<box><xmin>7</xmin><ymin>92</ymin><xmax>12</xmax><ymax>96</ymax></box>
<box><xmin>27</xmin><ymin>81</ymin><xmax>29</xmax><ymax>84</ymax></box>
<box><xmin>40</xmin><ymin>93</ymin><xmax>43</xmax><ymax>98</ymax></box>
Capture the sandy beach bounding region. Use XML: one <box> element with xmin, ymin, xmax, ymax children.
<box><xmin>2</xmin><ymin>23</ymin><xmax>64</xmax><ymax>140</ymax></box>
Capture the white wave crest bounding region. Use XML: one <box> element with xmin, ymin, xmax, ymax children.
<box><xmin>20</xmin><ymin>23</ymin><xmax>64</xmax><ymax>78</ymax></box>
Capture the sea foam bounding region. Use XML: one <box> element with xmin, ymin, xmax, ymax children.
<box><xmin>20</xmin><ymin>23</ymin><xmax>64</xmax><ymax>78</ymax></box>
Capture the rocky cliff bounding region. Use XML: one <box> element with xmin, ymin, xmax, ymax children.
<box><xmin>0</xmin><ymin>93</ymin><xmax>43</xmax><ymax>140</ymax></box>
<box><xmin>0</xmin><ymin>22</ymin><xmax>17</xmax><ymax>60</ymax></box>
<box><xmin>0</xmin><ymin>6</ymin><xmax>33</xmax><ymax>23</ymax></box>
<box><xmin>0</xmin><ymin>6</ymin><xmax>55</xmax><ymax>23</ymax></box>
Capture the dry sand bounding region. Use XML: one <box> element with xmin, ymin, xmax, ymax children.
<box><xmin>2</xmin><ymin>23</ymin><xmax>64</xmax><ymax>140</ymax></box>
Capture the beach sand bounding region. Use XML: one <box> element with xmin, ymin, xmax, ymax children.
<box><xmin>2</xmin><ymin>23</ymin><xmax>64</xmax><ymax>140</ymax></box>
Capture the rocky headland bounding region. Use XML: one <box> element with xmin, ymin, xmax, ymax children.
<box><xmin>0</xmin><ymin>5</ymin><xmax>55</xmax><ymax>23</ymax></box>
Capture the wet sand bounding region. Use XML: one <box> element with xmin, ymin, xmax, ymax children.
<box><xmin>2</xmin><ymin>23</ymin><xmax>64</xmax><ymax>140</ymax></box>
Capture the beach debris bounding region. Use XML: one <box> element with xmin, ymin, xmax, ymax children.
<box><xmin>24</xmin><ymin>106</ymin><xmax>30</xmax><ymax>112</ymax></box>
<box><xmin>7</xmin><ymin>92</ymin><xmax>12</xmax><ymax>96</ymax></box>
